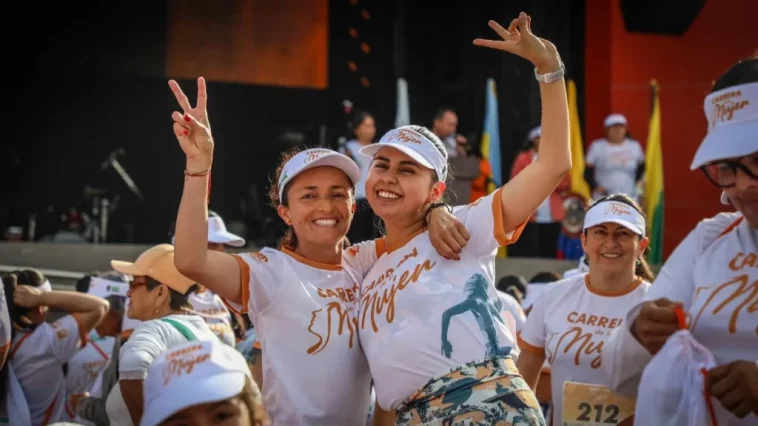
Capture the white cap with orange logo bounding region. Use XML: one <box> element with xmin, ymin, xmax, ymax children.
<box><xmin>583</xmin><ymin>200</ymin><xmax>646</xmax><ymax>237</ymax></box>
<box><xmin>278</xmin><ymin>148</ymin><xmax>361</xmax><ymax>201</ymax></box>
<box><xmin>360</xmin><ymin>125</ymin><xmax>448</xmax><ymax>181</ymax></box>
<box><xmin>691</xmin><ymin>82</ymin><xmax>758</xmax><ymax>170</ymax></box>
<box><xmin>140</xmin><ymin>339</ymin><xmax>252</xmax><ymax>426</ymax></box>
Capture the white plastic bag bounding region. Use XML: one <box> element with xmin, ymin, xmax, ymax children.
<box><xmin>635</xmin><ymin>328</ymin><xmax>729</xmax><ymax>426</ymax></box>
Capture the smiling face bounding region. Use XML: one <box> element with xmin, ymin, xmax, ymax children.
<box><xmin>365</xmin><ymin>147</ymin><xmax>445</xmax><ymax>224</ymax></box>
<box><xmin>581</xmin><ymin>222</ymin><xmax>648</xmax><ymax>275</ymax></box>
<box><xmin>277</xmin><ymin>166</ymin><xmax>355</xmax><ymax>249</ymax></box>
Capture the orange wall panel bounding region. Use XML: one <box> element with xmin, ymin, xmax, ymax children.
<box><xmin>165</xmin><ymin>0</ymin><xmax>328</xmax><ymax>89</ymax></box>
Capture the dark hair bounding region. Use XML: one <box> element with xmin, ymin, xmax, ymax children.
<box><xmin>496</xmin><ymin>275</ymin><xmax>528</xmax><ymax>303</ymax></box>
<box><xmin>530</xmin><ymin>271</ymin><xmax>561</xmax><ymax>284</ymax></box>
<box><xmin>144</xmin><ymin>277</ymin><xmax>199</xmax><ymax>311</ymax></box>
<box><xmin>75</xmin><ymin>273</ymin><xmax>95</xmax><ymax>293</ymax></box>
<box><xmin>105</xmin><ymin>294</ymin><xmax>127</xmax><ymax>317</ymax></box>
<box><xmin>584</xmin><ymin>193</ymin><xmax>656</xmax><ymax>282</ymax></box>
<box><xmin>433</xmin><ymin>108</ymin><xmax>456</xmax><ymax>123</ymax></box>
<box><xmin>1</xmin><ymin>269</ymin><xmax>48</xmax><ymax>409</ymax></box>
<box><xmin>711</xmin><ymin>56</ymin><xmax>758</xmax><ymax>93</ymax></box>
<box><xmin>351</xmin><ymin>110</ymin><xmax>374</xmax><ymax>136</ymax></box>
<box><xmin>406</xmin><ymin>125</ymin><xmax>450</xmax><ymax>185</ymax></box>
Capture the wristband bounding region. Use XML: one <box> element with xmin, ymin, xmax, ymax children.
<box><xmin>425</xmin><ymin>202</ymin><xmax>452</xmax><ymax>224</ymax></box>
<box><xmin>534</xmin><ymin>63</ymin><xmax>566</xmax><ymax>84</ymax></box>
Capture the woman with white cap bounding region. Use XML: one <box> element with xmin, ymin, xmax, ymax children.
<box><xmin>107</xmin><ymin>244</ymin><xmax>217</xmax><ymax>425</ymax></box>
<box><xmin>516</xmin><ymin>194</ymin><xmax>654</xmax><ymax>426</ymax></box>
<box><xmin>510</xmin><ymin>125</ymin><xmax>571</xmax><ymax>258</ymax></box>
<box><xmin>357</xmin><ymin>13</ymin><xmax>568</xmax><ymax>424</ymax></box>
<box><xmin>601</xmin><ymin>56</ymin><xmax>758</xmax><ymax>424</ymax></box>
<box><xmin>167</xmin><ymin>78</ymin><xmax>465</xmax><ymax>425</ymax></box>
<box><xmin>141</xmin><ymin>338</ymin><xmax>268</xmax><ymax>426</ymax></box>
<box><xmin>0</xmin><ymin>269</ymin><xmax>109</xmax><ymax>425</ymax></box>
<box><xmin>584</xmin><ymin>113</ymin><xmax>645</xmax><ymax>202</ymax></box>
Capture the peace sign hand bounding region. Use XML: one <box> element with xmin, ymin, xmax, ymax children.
<box><xmin>169</xmin><ymin>77</ymin><xmax>213</xmax><ymax>173</ymax></box>
<box><xmin>473</xmin><ymin>12</ymin><xmax>561</xmax><ymax>74</ymax></box>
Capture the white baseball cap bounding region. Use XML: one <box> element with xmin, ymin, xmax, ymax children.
<box><xmin>583</xmin><ymin>200</ymin><xmax>646</xmax><ymax>237</ymax></box>
<box><xmin>141</xmin><ymin>339</ymin><xmax>253</xmax><ymax>426</ymax></box>
<box><xmin>171</xmin><ymin>215</ymin><xmax>246</xmax><ymax>247</ymax></box>
<box><xmin>87</xmin><ymin>276</ymin><xmax>129</xmax><ymax>299</ymax></box>
<box><xmin>278</xmin><ymin>148</ymin><xmax>361</xmax><ymax>201</ymax></box>
<box><xmin>528</xmin><ymin>126</ymin><xmax>542</xmax><ymax>141</ymax></box>
<box><xmin>359</xmin><ymin>125</ymin><xmax>448</xmax><ymax>181</ymax></box>
<box><xmin>604</xmin><ymin>113</ymin><xmax>628</xmax><ymax>127</ymax></box>
<box><xmin>690</xmin><ymin>82</ymin><xmax>758</xmax><ymax>171</ymax></box>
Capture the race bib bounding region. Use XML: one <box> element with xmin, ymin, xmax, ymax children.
<box><xmin>562</xmin><ymin>381</ymin><xmax>635</xmax><ymax>426</ymax></box>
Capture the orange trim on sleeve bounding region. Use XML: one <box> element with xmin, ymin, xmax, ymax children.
<box><xmin>229</xmin><ymin>254</ymin><xmax>251</xmax><ymax>314</ymax></box>
<box><xmin>517</xmin><ymin>336</ymin><xmax>545</xmax><ymax>357</ymax></box>
<box><xmin>584</xmin><ymin>275</ymin><xmax>644</xmax><ymax>297</ymax></box>
<box><xmin>491</xmin><ymin>188</ymin><xmax>527</xmax><ymax>246</ymax></box>
<box><xmin>374</xmin><ymin>238</ymin><xmax>386</xmax><ymax>257</ymax></box>
<box><xmin>71</xmin><ymin>313</ymin><xmax>89</xmax><ymax>349</ymax></box>
<box><xmin>718</xmin><ymin>216</ymin><xmax>744</xmax><ymax>238</ymax></box>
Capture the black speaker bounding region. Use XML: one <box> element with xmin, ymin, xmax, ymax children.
<box><xmin>620</xmin><ymin>0</ymin><xmax>705</xmax><ymax>36</ymax></box>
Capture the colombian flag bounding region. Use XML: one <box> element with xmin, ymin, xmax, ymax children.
<box><xmin>480</xmin><ymin>78</ymin><xmax>505</xmax><ymax>257</ymax></box>
<box><xmin>567</xmin><ymin>80</ymin><xmax>591</xmax><ymax>202</ymax></box>
<box><xmin>644</xmin><ymin>80</ymin><xmax>664</xmax><ymax>264</ymax></box>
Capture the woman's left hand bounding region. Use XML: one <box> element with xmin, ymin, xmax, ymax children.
<box><xmin>708</xmin><ymin>360</ymin><xmax>758</xmax><ymax>419</ymax></box>
<box><xmin>427</xmin><ymin>206</ymin><xmax>469</xmax><ymax>261</ymax></box>
<box><xmin>473</xmin><ymin>12</ymin><xmax>561</xmax><ymax>73</ymax></box>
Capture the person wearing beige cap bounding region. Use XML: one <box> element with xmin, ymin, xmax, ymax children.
<box><xmin>141</xmin><ymin>339</ymin><xmax>268</xmax><ymax>426</ymax></box>
<box><xmin>106</xmin><ymin>244</ymin><xmax>217</xmax><ymax>426</ymax></box>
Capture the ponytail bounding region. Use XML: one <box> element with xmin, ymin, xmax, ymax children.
<box><xmin>636</xmin><ymin>247</ymin><xmax>655</xmax><ymax>283</ymax></box>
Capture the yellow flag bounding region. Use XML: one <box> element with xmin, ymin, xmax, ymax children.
<box><xmin>567</xmin><ymin>80</ymin><xmax>591</xmax><ymax>201</ymax></box>
<box><xmin>644</xmin><ymin>80</ymin><xmax>664</xmax><ymax>264</ymax></box>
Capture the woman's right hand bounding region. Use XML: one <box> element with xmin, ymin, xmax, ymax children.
<box><xmin>168</xmin><ymin>77</ymin><xmax>213</xmax><ymax>173</ymax></box>
<box><xmin>630</xmin><ymin>298</ymin><xmax>681</xmax><ymax>354</ymax></box>
<box><xmin>473</xmin><ymin>12</ymin><xmax>561</xmax><ymax>73</ymax></box>
<box><xmin>13</xmin><ymin>285</ymin><xmax>44</xmax><ymax>308</ymax></box>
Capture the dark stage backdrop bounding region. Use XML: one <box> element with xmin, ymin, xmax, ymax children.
<box><xmin>328</xmin><ymin>0</ymin><xmax>585</xmax><ymax>187</ymax></box>
<box><xmin>3</xmin><ymin>0</ymin><xmax>583</xmax><ymax>244</ymax></box>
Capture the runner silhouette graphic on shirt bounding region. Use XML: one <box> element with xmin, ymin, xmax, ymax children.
<box><xmin>440</xmin><ymin>273</ymin><xmax>511</xmax><ymax>359</ymax></box>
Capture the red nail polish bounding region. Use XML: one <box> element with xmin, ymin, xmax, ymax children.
<box><xmin>184</xmin><ymin>114</ymin><xmax>191</xmax><ymax>122</ymax></box>
<box><xmin>183</xmin><ymin>130</ymin><xmax>189</xmax><ymax>135</ymax></box>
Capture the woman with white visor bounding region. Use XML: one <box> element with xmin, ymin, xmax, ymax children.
<box><xmin>601</xmin><ymin>56</ymin><xmax>758</xmax><ymax>424</ymax></box>
<box><xmin>517</xmin><ymin>194</ymin><xmax>654</xmax><ymax>426</ymax></box>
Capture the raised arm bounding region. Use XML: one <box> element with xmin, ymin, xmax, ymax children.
<box><xmin>168</xmin><ymin>78</ymin><xmax>242</xmax><ymax>304</ymax></box>
<box><xmin>474</xmin><ymin>13</ymin><xmax>571</xmax><ymax>232</ymax></box>
<box><xmin>14</xmin><ymin>286</ymin><xmax>109</xmax><ymax>335</ymax></box>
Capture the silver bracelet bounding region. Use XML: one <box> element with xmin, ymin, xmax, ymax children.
<box><xmin>534</xmin><ymin>63</ymin><xmax>566</xmax><ymax>84</ymax></box>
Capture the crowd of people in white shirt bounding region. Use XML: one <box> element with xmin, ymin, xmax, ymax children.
<box><xmin>0</xmin><ymin>13</ymin><xmax>756</xmax><ymax>426</ymax></box>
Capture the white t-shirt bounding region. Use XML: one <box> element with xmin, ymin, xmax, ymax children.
<box><xmin>189</xmin><ymin>289</ymin><xmax>235</xmax><ymax>346</ymax></box>
<box><xmin>519</xmin><ymin>274</ymin><xmax>651</xmax><ymax>426</ymax></box>
<box><xmin>63</xmin><ymin>332</ymin><xmax>115</xmax><ymax>419</ymax></box>
<box><xmin>229</xmin><ymin>242</ymin><xmax>378</xmax><ymax>426</ymax></box>
<box><xmin>497</xmin><ymin>291</ymin><xmax>526</xmax><ymax>332</ymax></box>
<box><xmin>602</xmin><ymin>212</ymin><xmax>758</xmax><ymax>426</ymax></box>
<box><xmin>108</xmin><ymin>314</ymin><xmax>216</xmax><ymax>426</ymax></box>
<box><xmin>358</xmin><ymin>188</ymin><xmax>525</xmax><ymax>410</ymax></box>
<box><xmin>11</xmin><ymin>315</ymin><xmax>85</xmax><ymax>424</ymax></box>
<box><xmin>585</xmin><ymin>139</ymin><xmax>644</xmax><ymax>200</ymax></box>
<box><xmin>339</xmin><ymin>140</ymin><xmax>372</xmax><ymax>200</ymax></box>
